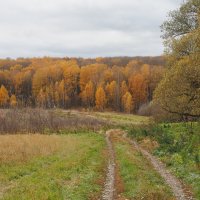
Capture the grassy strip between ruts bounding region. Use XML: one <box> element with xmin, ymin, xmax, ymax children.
<box><xmin>0</xmin><ymin>133</ymin><xmax>106</xmax><ymax>200</ymax></box>
<box><xmin>112</xmin><ymin>134</ymin><xmax>175</xmax><ymax>200</ymax></box>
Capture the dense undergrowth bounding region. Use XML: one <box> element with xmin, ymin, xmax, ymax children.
<box><xmin>128</xmin><ymin>122</ymin><xmax>200</xmax><ymax>198</ymax></box>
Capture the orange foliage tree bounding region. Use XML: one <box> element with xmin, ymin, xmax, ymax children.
<box><xmin>129</xmin><ymin>73</ymin><xmax>147</xmax><ymax>111</ymax></box>
<box><xmin>10</xmin><ymin>94</ymin><xmax>17</xmax><ymax>107</ymax></box>
<box><xmin>95</xmin><ymin>86</ymin><xmax>107</xmax><ymax>111</ymax></box>
<box><xmin>105</xmin><ymin>81</ymin><xmax>118</xmax><ymax>109</ymax></box>
<box><xmin>122</xmin><ymin>92</ymin><xmax>133</xmax><ymax>113</ymax></box>
<box><xmin>81</xmin><ymin>81</ymin><xmax>95</xmax><ymax>107</ymax></box>
<box><xmin>0</xmin><ymin>85</ymin><xmax>9</xmax><ymax>107</ymax></box>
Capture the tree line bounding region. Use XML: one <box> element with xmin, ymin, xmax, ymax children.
<box><xmin>0</xmin><ymin>57</ymin><xmax>164</xmax><ymax>113</ymax></box>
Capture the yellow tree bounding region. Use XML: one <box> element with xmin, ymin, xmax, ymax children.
<box><xmin>14</xmin><ymin>72</ymin><xmax>23</xmax><ymax>95</ymax></box>
<box><xmin>105</xmin><ymin>81</ymin><xmax>117</xmax><ymax>109</ymax></box>
<box><xmin>81</xmin><ymin>81</ymin><xmax>95</xmax><ymax>107</ymax></box>
<box><xmin>37</xmin><ymin>89</ymin><xmax>46</xmax><ymax>108</ymax></box>
<box><xmin>123</xmin><ymin>60</ymin><xmax>142</xmax><ymax>79</ymax></box>
<box><xmin>54</xmin><ymin>90</ymin><xmax>59</xmax><ymax>107</ymax></box>
<box><xmin>32</xmin><ymin>68</ymin><xmax>49</xmax><ymax>100</ymax></box>
<box><xmin>80</xmin><ymin>64</ymin><xmax>107</xmax><ymax>91</ymax></box>
<box><xmin>129</xmin><ymin>73</ymin><xmax>147</xmax><ymax>111</ymax></box>
<box><xmin>103</xmin><ymin>68</ymin><xmax>114</xmax><ymax>83</ymax></box>
<box><xmin>95</xmin><ymin>86</ymin><xmax>107</xmax><ymax>111</ymax></box>
<box><xmin>63</xmin><ymin>61</ymin><xmax>80</xmax><ymax>106</ymax></box>
<box><xmin>141</xmin><ymin>64</ymin><xmax>151</xmax><ymax>101</ymax></box>
<box><xmin>10</xmin><ymin>94</ymin><xmax>17</xmax><ymax>107</ymax></box>
<box><xmin>120</xmin><ymin>81</ymin><xmax>128</xmax><ymax>98</ymax></box>
<box><xmin>80</xmin><ymin>65</ymin><xmax>93</xmax><ymax>92</ymax></box>
<box><xmin>122</xmin><ymin>92</ymin><xmax>133</xmax><ymax>113</ymax></box>
<box><xmin>0</xmin><ymin>85</ymin><xmax>9</xmax><ymax>107</ymax></box>
<box><xmin>141</xmin><ymin>64</ymin><xmax>150</xmax><ymax>78</ymax></box>
<box><xmin>56</xmin><ymin>80</ymin><xmax>68</xmax><ymax>107</ymax></box>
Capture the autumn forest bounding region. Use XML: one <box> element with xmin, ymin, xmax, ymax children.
<box><xmin>0</xmin><ymin>56</ymin><xmax>164</xmax><ymax>113</ymax></box>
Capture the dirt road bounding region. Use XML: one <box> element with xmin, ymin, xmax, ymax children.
<box><xmin>131</xmin><ymin>139</ymin><xmax>194</xmax><ymax>200</ymax></box>
<box><xmin>102</xmin><ymin>129</ymin><xmax>194</xmax><ymax>200</ymax></box>
<box><xmin>102</xmin><ymin>130</ymin><xmax>115</xmax><ymax>200</ymax></box>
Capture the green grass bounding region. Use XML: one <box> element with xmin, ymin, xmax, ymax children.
<box><xmin>113</xmin><ymin>137</ymin><xmax>174</xmax><ymax>200</ymax></box>
<box><xmin>59</xmin><ymin>110</ymin><xmax>150</xmax><ymax>130</ymax></box>
<box><xmin>157</xmin><ymin>123</ymin><xmax>200</xmax><ymax>199</ymax></box>
<box><xmin>0</xmin><ymin>133</ymin><xmax>106</xmax><ymax>200</ymax></box>
<box><xmin>128</xmin><ymin>122</ymin><xmax>200</xmax><ymax>199</ymax></box>
<box><xmin>93</xmin><ymin>111</ymin><xmax>150</xmax><ymax>126</ymax></box>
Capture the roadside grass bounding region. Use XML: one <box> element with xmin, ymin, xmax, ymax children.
<box><xmin>112</xmin><ymin>135</ymin><xmax>174</xmax><ymax>200</ymax></box>
<box><xmin>128</xmin><ymin>122</ymin><xmax>200</xmax><ymax>199</ymax></box>
<box><xmin>0</xmin><ymin>133</ymin><xmax>106</xmax><ymax>200</ymax></box>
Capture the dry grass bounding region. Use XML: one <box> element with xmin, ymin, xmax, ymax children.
<box><xmin>0</xmin><ymin>134</ymin><xmax>65</xmax><ymax>163</ymax></box>
<box><xmin>0</xmin><ymin>109</ymin><xmax>108</xmax><ymax>134</ymax></box>
<box><xmin>0</xmin><ymin>133</ymin><xmax>106</xmax><ymax>199</ymax></box>
<box><xmin>67</xmin><ymin>110</ymin><xmax>150</xmax><ymax>127</ymax></box>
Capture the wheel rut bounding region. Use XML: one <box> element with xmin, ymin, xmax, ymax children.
<box><xmin>102</xmin><ymin>129</ymin><xmax>194</xmax><ymax>200</ymax></box>
<box><xmin>131</xmin><ymin>139</ymin><xmax>194</xmax><ymax>200</ymax></box>
<box><xmin>102</xmin><ymin>130</ymin><xmax>116</xmax><ymax>200</ymax></box>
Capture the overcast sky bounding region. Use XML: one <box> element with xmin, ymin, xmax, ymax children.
<box><xmin>0</xmin><ymin>0</ymin><xmax>183</xmax><ymax>58</ymax></box>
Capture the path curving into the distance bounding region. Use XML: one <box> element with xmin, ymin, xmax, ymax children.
<box><xmin>102</xmin><ymin>130</ymin><xmax>116</xmax><ymax>200</ymax></box>
<box><xmin>131</xmin><ymin>139</ymin><xmax>194</xmax><ymax>200</ymax></box>
<box><xmin>101</xmin><ymin>129</ymin><xmax>194</xmax><ymax>200</ymax></box>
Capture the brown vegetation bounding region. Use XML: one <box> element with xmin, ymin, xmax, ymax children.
<box><xmin>0</xmin><ymin>108</ymin><xmax>108</xmax><ymax>134</ymax></box>
<box><xmin>0</xmin><ymin>134</ymin><xmax>63</xmax><ymax>163</ymax></box>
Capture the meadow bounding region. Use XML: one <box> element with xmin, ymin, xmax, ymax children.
<box><xmin>0</xmin><ymin>109</ymin><xmax>199</xmax><ymax>199</ymax></box>
<box><xmin>0</xmin><ymin>133</ymin><xmax>106</xmax><ymax>199</ymax></box>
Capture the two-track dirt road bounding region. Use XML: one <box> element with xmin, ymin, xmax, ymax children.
<box><xmin>102</xmin><ymin>129</ymin><xmax>194</xmax><ymax>200</ymax></box>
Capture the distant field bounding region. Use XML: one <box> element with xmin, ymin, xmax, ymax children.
<box><xmin>66</xmin><ymin>110</ymin><xmax>151</xmax><ymax>127</ymax></box>
<box><xmin>0</xmin><ymin>133</ymin><xmax>106</xmax><ymax>200</ymax></box>
<box><xmin>94</xmin><ymin>112</ymin><xmax>151</xmax><ymax>125</ymax></box>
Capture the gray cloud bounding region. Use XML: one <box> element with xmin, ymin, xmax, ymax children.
<box><xmin>0</xmin><ymin>0</ymin><xmax>183</xmax><ymax>58</ymax></box>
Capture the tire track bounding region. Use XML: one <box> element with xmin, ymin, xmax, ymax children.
<box><xmin>131</xmin><ymin>139</ymin><xmax>194</xmax><ymax>200</ymax></box>
<box><xmin>102</xmin><ymin>130</ymin><xmax>115</xmax><ymax>200</ymax></box>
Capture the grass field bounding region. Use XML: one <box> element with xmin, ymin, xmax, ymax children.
<box><xmin>0</xmin><ymin>133</ymin><xmax>106</xmax><ymax>200</ymax></box>
<box><xmin>67</xmin><ymin>110</ymin><xmax>150</xmax><ymax>127</ymax></box>
<box><xmin>94</xmin><ymin>112</ymin><xmax>151</xmax><ymax>125</ymax></box>
<box><xmin>1</xmin><ymin>109</ymin><xmax>199</xmax><ymax>199</ymax></box>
